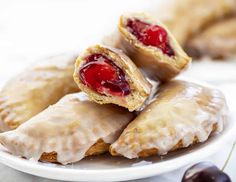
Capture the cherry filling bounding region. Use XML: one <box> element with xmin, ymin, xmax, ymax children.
<box><xmin>79</xmin><ymin>54</ymin><xmax>130</xmax><ymax>97</ymax></box>
<box><xmin>126</xmin><ymin>18</ymin><xmax>175</xmax><ymax>56</ymax></box>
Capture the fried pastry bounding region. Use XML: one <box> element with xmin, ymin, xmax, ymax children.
<box><xmin>0</xmin><ymin>53</ymin><xmax>79</xmax><ymax>131</ymax></box>
<box><xmin>164</xmin><ymin>0</ymin><xmax>236</xmax><ymax>46</ymax></box>
<box><xmin>0</xmin><ymin>93</ymin><xmax>134</xmax><ymax>164</ymax></box>
<box><xmin>186</xmin><ymin>17</ymin><xmax>236</xmax><ymax>59</ymax></box>
<box><xmin>110</xmin><ymin>80</ymin><xmax>228</xmax><ymax>158</ymax></box>
<box><xmin>74</xmin><ymin>44</ymin><xmax>151</xmax><ymax>111</ymax></box>
<box><xmin>117</xmin><ymin>13</ymin><xmax>191</xmax><ymax>82</ymax></box>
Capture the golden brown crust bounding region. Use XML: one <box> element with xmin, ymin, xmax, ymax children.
<box><xmin>40</xmin><ymin>139</ymin><xmax>109</xmax><ymax>163</ymax></box>
<box><xmin>111</xmin><ymin>123</ymin><xmax>218</xmax><ymax>158</ymax></box>
<box><xmin>40</xmin><ymin>152</ymin><xmax>58</xmax><ymax>163</ymax></box>
<box><xmin>110</xmin><ymin>80</ymin><xmax>227</xmax><ymax>158</ymax></box>
<box><xmin>74</xmin><ymin>44</ymin><xmax>151</xmax><ymax>111</ymax></box>
<box><xmin>0</xmin><ymin>93</ymin><xmax>134</xmax><ymax>164</ymax></box>
<box><xmin>137</xmin><ymin>148</ymin><xmax>158</xmax><ymax>158</ymax></box>
<box><xmin>118</xmin><ymin>13</ymin><xmax>191</xmax><ymax>82</ymax></box>
<box><xmin>0</xmin><ymin>53</ymin><xmax>79</xmax><ymax>131</ymax></box>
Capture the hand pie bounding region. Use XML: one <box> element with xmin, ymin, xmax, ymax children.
<box><xmin>164</xmin><ymin>0</ymin><xmax>236</xmax><ymax>46</ymax></box>
<box><xmin>186</xmin><ymin>17</ymin><xmax>236</xmax><ymax>59</ymax></box>
<box><xmin>0</xmin><ymin>53</ymin><xmax>79</xmax><ymax>131</ymax></box>
<box><xmin>110</xmin><ymin>80</ymin><xmax>228</xmax><ymax>158</ymax></box>
<box><xmin>0</xmin><ymin>93</ymin><xmax>134</xmax><ymax>164</ymax></box>
<box><xmin>74</xmin><ymin>44</ymin><xmax>151</xmax><ymax>111</ymax></box>
<box><xmin>118</xmin><ymin>13</ymin><xmax>191</xmax><ymax>82</ymax></box>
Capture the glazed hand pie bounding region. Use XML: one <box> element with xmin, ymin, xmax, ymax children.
<box><xmin>110</xmin><ymin>80</ymin><xmax>228</xmax><ymax>158</ymax></box>
<box><xmin>0</xmin><ymin>53</ymin><xmax>79</xmax><ymax>131</ymax></box>
<box><xmin>74</xmin><ymin>44</ymin><xmax>151</xmax><ymax>111</ymax></box>
<box><xmin>117</xmin><ymin>13</ymin><xmax>191</xmax><ymax>82</ymax></box>
<box><xmin>164</xmin><ymin>0</ymin><xmax>236</xmax><ymax>46</ymax></box>
<box><xmin>186</xmin><ymin>17</ymin><xmax>236</xmax><ymax>59</ymax></box>
<box><xmin>0</xmin><ymin>93</ymin><xmax>134</xmax><ymax>164</ymax></box>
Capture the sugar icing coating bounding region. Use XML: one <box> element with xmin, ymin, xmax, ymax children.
<box><xmin>0</xmin><ymin>53</ymin><xmax>79</xmax><ymax>131</ymax></box>
<box><xmin>110</xmin><ymin>80</ymin><xmax>228</xmax><ymax>158</ymax></box>
<box><xmin>0</xmin><ymin>93</ymin><xmax>133</xmax><ymax>164</ymax></box>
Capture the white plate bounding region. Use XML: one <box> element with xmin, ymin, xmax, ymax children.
<box><xmin>0</xmin><ymin>112</ymin><xmax>235</xmax><ymax>182</ymax></box>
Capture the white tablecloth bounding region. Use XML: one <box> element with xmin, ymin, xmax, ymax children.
<box><xmin>0</xmin><ymin>0</ymin><xmax>235</xmax><ymax>181</ymax></box>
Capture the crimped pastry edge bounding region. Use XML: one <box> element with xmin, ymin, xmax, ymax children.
<box><xmin>110</xmin><ymin>123</ymin><xmax>218</xmax><ymax>158</ymax></box>
<box><xmin>40</xmin><ymin>139</ymin><xmax>109</xmax><ymax>164</ymax></box>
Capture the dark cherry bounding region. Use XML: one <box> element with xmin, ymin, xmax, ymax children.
<box><xmin>79</xmin><ymin>54</ymin><xmax>130</xmax><ymax>97</ymax></box>
<box><xmin>126</xmin><ymin>18</ymin><xmax>174</xmax><ymax>56</ymax></box>
<box><xmin>182</xmin><ymin>162</ymin><xmax>231</xmax><ymax>182</ymax></box>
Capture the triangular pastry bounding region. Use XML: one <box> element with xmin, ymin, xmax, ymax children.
<box><xmin>110</xmin><ymin>80</ymin><xmax>228</xmax><ymax>158</ymax></box>
<box><xmin>0</xmin><ymin>53</ymin><xmax>79</xmax><ymax>131</ymax></box>
<box><xmin>0</xmin><ymin>93</ymin><xmax>134</xmax><ymax>164</ymax></box>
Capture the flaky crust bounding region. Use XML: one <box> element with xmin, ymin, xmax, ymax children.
<box><xmin>164</xmin><ymin>0</ymin><xmax>236</xmax><ymax>46</ymax></box>
<box><xmin>110</xmin><ymin>80</ymin><xmax>228</xmax><ymax>158</ymax></box>
<box><xmin>118</xmin><ymin>13</ymin><xmax>191</xmax><ymax>82</ymax></box>
<box><xmin>74</xmin><ymin>44</ymin><xmax>151</xmax><ymax>111</ymax></box>
<box><xmin>0</xmin><ymin>53</ymin><xmax>79</xmax><ymax>131</ymax></box>
<box><xmin>186</xmin><ymin>17</ymin><xmax>236</xmax><ymax>59</ymax></box>
<box><xmin>0</xmin><ymin>93</ymin><xmax>134</xmax><ymax>164</ymax></box>
<box><xmin>40</xmin><ymin>139</ymin><xmax>109</xmax><ymax>163</ymax></box>
<box><xmin>111</xmin><ymin>124</ymin><xmax>218</xmax><ymax>158</ymax></box>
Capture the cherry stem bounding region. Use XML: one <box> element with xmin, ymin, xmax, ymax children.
<box><xmin>222</xmin><ymin>140</ymin><xmax>236</xmax><ymax>171</ymax></box>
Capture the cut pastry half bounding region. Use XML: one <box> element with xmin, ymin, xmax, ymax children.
<box><xmin>110</xmin><ymin>80</ymin><xmax>228</xmax><ymax>158</ymax></box>
<box><xmin>118</xmin><ymin>13</ymin><xmax>191</xmax><ymax>82</ymax></box>
<box><xmin>74</xmin><ymin>44</ymin><xmax>151</xmax><ymax>111</ymax></box>
<box><xmin>0</xmin><ymin>93</ymin><xmax>134</xmax><ymax>164</ymax></box>
<box><xmin>0</xmin><ymin>53</ymin><xmax>79</xmax><ymax>131</ymax></box>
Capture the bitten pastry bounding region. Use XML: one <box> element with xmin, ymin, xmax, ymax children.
<box><xmin>110</xmin><ymin>80</ymin><xmax>228</xmax><ymax>158</ymax></box>
<box><xmin>0</xmin><ymin>93</ymin><xmax>134</xmax><ymax>164</ymax></box>
<box><xmin>186</xmin><ymin>17</ymin><xmax>236</xmax><ymax>59</ymax></box>
<box><xmin>74</xmin><ymin>44</ymin><xmax>151</xmax><ymax>111</ymax></box>
<box><xmin>164</xmin><ymin>0</ymin><xmax>236</xmax><ymax>46</ymax></box>
<box><xmin>118</xmin><ymin>13</ymin><xmax>191</xmax><ymax>82</ymax></box>
<box><xmin>0</xmin><ymin>53</ymin><xmax>79</xmax><ymax>131</ymax></box>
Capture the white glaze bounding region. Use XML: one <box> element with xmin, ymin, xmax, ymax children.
<box><xmin>0</xmin><ymin>93</ymin><xmax>134</xmax><ymax>164</ymax></box>
<box><xmin>0</xmin><ymin>53</ymin><xmax>79</xmax><ymax>131</ymax></box>
<box><xmin>111</xmin><ymin>80</ymin><xmax>228</xmax><ymax>158</ymax></box>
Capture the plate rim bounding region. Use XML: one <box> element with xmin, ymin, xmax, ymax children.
<box><xmin>0</xmin><ymin>78</ymin><xmax>235</xmax><ymax>181</ymax></box>
<box><xmin>0</xmin><ymin>114</ymin><xmax>235</xmax><ymax>182</ymax></box>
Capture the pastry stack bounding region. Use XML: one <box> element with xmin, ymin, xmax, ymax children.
<box><xmin>0</xmin><ymin>13</ymin><xmax>228</xmax><ymax>165</ymax></box>
<box><xmin>163</xmin><ymin>0</ymin><xmax>236</xmax><ymax>59</ymax></box>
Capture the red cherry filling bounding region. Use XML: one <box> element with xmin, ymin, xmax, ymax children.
<box><xmin>126</xmin><ymin>18</ymin><xmax>174</xmax><ymax>56</ymax></box>
<box><xmin>79</xmin><ymin>54</ymin><xmax>130</xmax><ymax>97</ymax></box>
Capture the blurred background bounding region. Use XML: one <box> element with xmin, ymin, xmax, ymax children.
<box><xmin>0</xmin><ymin>0</ymin><xmax>236</xmax><ymax>101</ymax></box>
<box><xmin>0</xmin><ymin>0</ymin><xmax>236</xmax><ymax>181</ymax></box>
